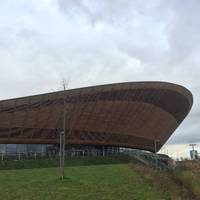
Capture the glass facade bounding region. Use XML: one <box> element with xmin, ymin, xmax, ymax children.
<box><xmin>0</xmin><ymin>144</ymin><xmax>53</xmax><ymax>155</ymax></box>
<box><xmin>0</xmin><ymin>144</ymin><xmax>120</xmax><ymax>156</ymax></box>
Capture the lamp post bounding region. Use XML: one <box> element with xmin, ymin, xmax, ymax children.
<box><xmin>154</xmin><ymin>139</ymin><xmax>160</xmax><ymax>169</ymax></box>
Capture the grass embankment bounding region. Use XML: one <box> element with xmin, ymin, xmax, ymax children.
<box><xmin>173</xmin><ymin>160</ymin><xmax>200</xmax><ymax>199</ymax></box>
<box><xmin>130</xmin><ymin>163</ymin><xmax>197</xmax><ymax>200</ymax></box>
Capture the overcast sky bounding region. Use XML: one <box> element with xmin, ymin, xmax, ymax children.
<box><xmin>0</xmin><ymin>0</ymin><xmax>199</xmax><ymax>144</ymax></box>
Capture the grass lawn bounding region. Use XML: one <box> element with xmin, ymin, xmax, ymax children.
<box><xmin>0</xmin><ymin>164</ymin><xmax>163</xmax><ymax>200</ymax></box>
<box><xmin>0</xmin><ymin>159</ymin><xmax>199</xmax><ymax>200</ymax></box>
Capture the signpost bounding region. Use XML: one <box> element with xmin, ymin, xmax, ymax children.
<box><xmin>189</xmin><ymin>144</ymin><xmax>198</xmax><ymax>159</ymax></box>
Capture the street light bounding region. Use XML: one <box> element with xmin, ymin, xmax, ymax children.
<box><xmin>154</xmin><ymin>139</ymin><xmax>160</xmax><ymax>169</ymax></box>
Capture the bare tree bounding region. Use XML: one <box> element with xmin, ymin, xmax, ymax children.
<box><xmin>60</xmin><ymin>78</ymin><xmax>69</xmax><ymax>180</ymax></box>
<box><xmin>59</xmin><ymin>78</ymin><xmax>91</xmax><ymax>179</ymax></box>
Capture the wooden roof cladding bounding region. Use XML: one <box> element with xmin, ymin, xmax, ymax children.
<box><xmin>0</xmin><ymin>82</ymin><xmax>193</xmax><ymax>152</ymax></box>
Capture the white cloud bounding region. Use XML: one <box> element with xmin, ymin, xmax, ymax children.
<box><xmin>0</xmin><ymin>0</ymin><xmax>199</xmax><ymax>143</ymax></box>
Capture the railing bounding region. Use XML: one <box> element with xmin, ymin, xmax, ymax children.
<box><xmin>121</xmin><ymin>149</ymin><xmax>174</xmax><ymax>171</ymax></box>
<box><xmin>0</xmin><ymin>149</ymin><xmax>174</xmax><ymax>171</ymax></box>
<box><xmin>0</xmin><ymin>149</ymin><xmax>122</xmax><ymax>161</ymax></box>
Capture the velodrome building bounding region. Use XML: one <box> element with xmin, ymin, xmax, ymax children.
<box><xmin>0</xmin><ymin>82</ymin><xmax>193</xmax><ymax>155</ymax></box>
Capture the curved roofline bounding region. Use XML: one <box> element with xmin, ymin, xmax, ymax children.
<box><xmin>0</xmin><ymin>81</ymin><xmax>193</xmax><ymax>107</ymax></box>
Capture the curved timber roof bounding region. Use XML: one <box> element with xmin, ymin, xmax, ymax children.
<box><xmin>0</xmin><ymin>82</ymin><xmax>193</xmax><ymax>152</ymax></box>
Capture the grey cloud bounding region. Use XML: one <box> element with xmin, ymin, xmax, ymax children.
<box><xmin>0</xmin><ymin>0</ymin><xmax>199</xmax><ymax>143</ymax></box>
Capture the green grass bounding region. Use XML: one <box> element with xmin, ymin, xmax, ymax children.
<box><xmin>0</xmin><ymin>164</ymin><xmax>164</xmax><ymax>200</ymax></box>
<box><xmin>0</xmin><ymin>158</ymin><xmax>199</xmax><ymax>200</ymax></box>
